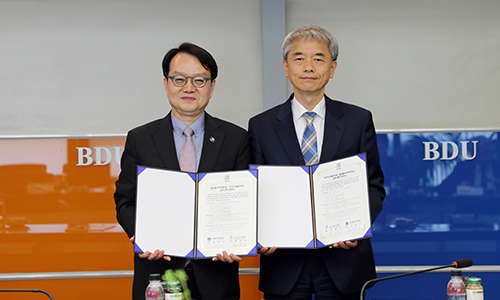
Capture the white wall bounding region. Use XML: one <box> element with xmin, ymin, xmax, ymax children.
<box><xmin>0</xmin><ymin>0</ymin><xmax>263</xmax><ymax>136</ymax></box>
<box><xmin>287</xmin><ymin>0</ymin><xmax>500</xmax><ymax>131</ymax></box>
<box><xmin>2</xmin><ymin>0</ymin><xmax>500</xmax><ymax>136</ymax></box>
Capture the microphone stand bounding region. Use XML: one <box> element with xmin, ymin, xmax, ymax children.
<box><xmin>0</xmin><ymin>289</ymin><xmax>54</xmax><ymax>300</ymax></box>
<box><xmin>360</xmin><ymin>263</ymin><xmax>457</xmax><ymax>300</ymax></box>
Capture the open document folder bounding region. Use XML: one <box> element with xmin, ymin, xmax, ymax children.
<box><xmin>134</xmin><ymin>167</ymin><xmax>258</xmax><ymax>259</ymax></box>
<box><xmin>252</xmin><ymin>153</ymin><xmax>372</xmax><ymax>249</ymax></box>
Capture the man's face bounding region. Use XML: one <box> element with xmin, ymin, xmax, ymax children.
<box><xmin>164</xmin><ymin>52</ymin><xmax>215</xmax><ymax>123</ymax></box>
<box><xmin>283</xmin><ymin>38</ymin><xmax>337</xmax><ymax>98</ymax></box>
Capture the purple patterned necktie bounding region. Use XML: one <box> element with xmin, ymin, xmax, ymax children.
<box><xmin>179</xmin><ymin>127</ymin><xmax>196</xmax><ymax>172</ymax></box>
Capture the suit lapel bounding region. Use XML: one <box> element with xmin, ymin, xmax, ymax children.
<box><xmin>275</xmin><ymin>97</ymin><xmax>305</xmax><ymax>165</ymax></box>
<box><xmin>151</xmin><ymin>113</ymin><xmax>181</xmax><ymax>171</ymax></box>
<box><xmin>320</xmin><ymin>96</ymin><xmax>345</xmax><ymax>163</ymax></box>
<box><xmin>198</xmin><ymin>113</ymin><xmax>224</xmax><ymax>172</ymax></box>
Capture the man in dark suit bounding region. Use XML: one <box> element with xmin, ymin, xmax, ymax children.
<box><xmin>248</xmin><ymin>25</ymin><xmax>385</xmax><ymax>299</ymax></box>
<box><xmin>114</xmin><ymin>43</ymin><xmax>250</xmax><ymax>300</ymax></box>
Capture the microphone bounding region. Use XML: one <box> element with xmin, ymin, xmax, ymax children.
<box><xmin>360</xmin><ymin>258</ymin><xmax>473</xmax><ymax>300</ymax></box>
<box><xmin>452</xmin><ymin>258</ymin><xmax>473</xmax><ymax>269</ymax></box>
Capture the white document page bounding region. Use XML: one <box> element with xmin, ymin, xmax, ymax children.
<box><xmin>256</xmin><ymin>166</ymin><xmax>314</xmax><ymax>248</ymax></box>
<box><xmin>135</xmin><ymin>168</ymin><xmax>196</xmax><ymax>257</ymax></box>
<box><xmin>313</xmin><ymin>155</ymin><xmax>372</xmax><ymax>246</ymax></box>
<box><xmin>196</xmin><ymin>170</ymin><xmax>257</xmax><ymax>257</ymax></box>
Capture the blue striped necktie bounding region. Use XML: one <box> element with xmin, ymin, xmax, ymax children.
<box><xmin>301</xmin><ymin>111</ymin><xmax>318</xmax><ymax>166</ymax></box>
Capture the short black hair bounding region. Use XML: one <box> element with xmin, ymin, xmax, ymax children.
<box><xmin>162</xmin><ymin>42</ymin><xmax>218</xmax><ymax>80</ymax></box>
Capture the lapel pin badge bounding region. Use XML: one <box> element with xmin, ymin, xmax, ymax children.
<box><xmin>210</xmin><ymin>137</ymin><xmax>215</xmax><ymax>143</ymax></box>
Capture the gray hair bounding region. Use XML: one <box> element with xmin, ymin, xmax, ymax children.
<box><xmin>281</xmin><ymin>25</ymin><xmax>339</xmax><ymax>62</ymax></box>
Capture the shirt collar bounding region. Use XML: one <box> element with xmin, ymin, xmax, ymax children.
<box><xmin>171</xmin><ymin>112</ymin><xmax>205</xmax><ymax>137</ymax></box>
<box><xmin>292</xmin><ymin>96</ymin><xmax>326</xmax><ymax>122</ymax></box>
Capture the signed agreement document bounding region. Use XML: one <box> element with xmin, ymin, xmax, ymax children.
<box><xmin>134</xmin><ymin>167</ymin><xmax>258</xmax><ymax>259</ymax></box>
<box><xmin>252</xmin><ymin>153</ymin><xmax>372</xmax><ymax>249</ymax></box>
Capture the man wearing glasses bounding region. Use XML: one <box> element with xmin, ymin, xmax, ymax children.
<box><xmin>114</xmin><ymin>42</ymin><xmax>250</xmax><ymax>300</ymax></box>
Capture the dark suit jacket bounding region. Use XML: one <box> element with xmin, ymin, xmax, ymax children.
<box><xmin>114</xmin><ymin>112</ymin><xmax>250</xmax><ymax>300</ymax></box>
<box><xmin>248</xmin><ymin>94</ymin><xmax>385</xmax><ymax>295</ymax></box>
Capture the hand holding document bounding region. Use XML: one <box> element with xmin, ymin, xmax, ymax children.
<box><xmin>134</xmin><ymin>153</ymin><xmax>372</xmax><ymax>256</ymax></box>
<box><xmin>252</xmin><ymin>153</ymin><xmax>372</xmax><ymax>249</ymax></box>
<box><xmin>134</xmin><ymin>167</ymin><xmax>258</xmax><ymax>259</ymax></box>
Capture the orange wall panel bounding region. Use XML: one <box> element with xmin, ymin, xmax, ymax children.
<box><xmin>0</xmin><ymin>137</ymin><xmax>261</xmax><ymax>298</ymax></box>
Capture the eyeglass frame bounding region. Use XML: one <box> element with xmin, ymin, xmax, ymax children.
<box><xmin>166</xmin><ymin>74</ymin><xmax>214</xmax><ymax>88</ymax></box>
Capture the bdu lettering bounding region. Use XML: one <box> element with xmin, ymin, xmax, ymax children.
<box><xmin>76</xmin><ymin>147</ymin><xmax>123</xmax><ymax>166</ymax></box>
<box><xmin>423</xmin><ymin>141</ymin><xmax>478</xmax><ymax>161</ymax></box>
